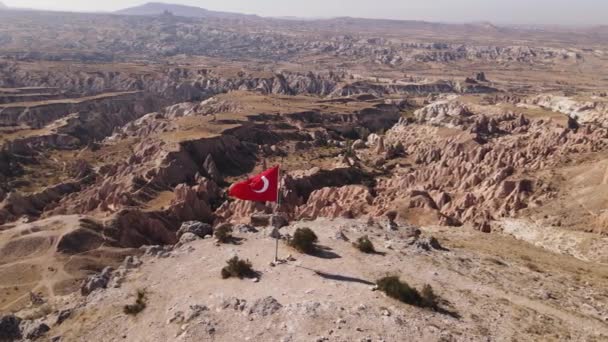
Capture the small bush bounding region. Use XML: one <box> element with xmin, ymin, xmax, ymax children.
<box><xmin>377</xmin><ymin>277</ymin><xmax>445</xmax><ymax>311</ymax></box>
<box><xmin>376</xmin><ymin>276</ymin><xmax>422</xmax><ymax>306</ymax></box>
<box><xmin>124</xmin><ymin>289</ymin><xmax>147</xmax><ymax>315</ymax></box>
<box><xmin>289</xmin><ymin>227</ymin><xmax>318</xmax><ymax>254</ymax></box>
<box><xmin>353</xmin><ymin>235</ymin><xmax>375</xmax><ymax>253</ymax></box>
<box><xmin>221</xmin><ymin>256</ymin><xmax>254</xmax><ymax>279</ymax></box>
<box><xmin>215</xmin><ymin>224</ymin><xmax>233</xmax><ymax>243</ymax></box>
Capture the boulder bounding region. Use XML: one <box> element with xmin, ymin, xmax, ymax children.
<box><xmin>235</xmin><ymin>224</ymin><xmax>258</xmax><ymax>233</ymax></box>
<box><xmin>352</xmin><ymin>139</ymin><xmax>366</xmax><ymax>150</ymax></box>
<box><xmin>81</xmin><ymin>267</ymin><xmax>113</xmax><ymax>296</ymax></box>
<box><xmin>177</xmin><ymin>232</ymin><xmax>199</xmax><ymax>245</ymax></box>
<box><xmin>177</xmin><ymin>221</ymin><xmax>212</xmax><ymax>238</ymax></box>
<box><xmin>23</xmin><ymin>322</ymin><xmax>50</xmax><ymax>340</ymax></box>
<box><xmin>55</xmin><ymin>309</ymin><xmax>72</xmax><ymax>326</ymax></box>
<box><xmin>0</xmin><ymin>315</ymin><xmax>22</xmax><ymax>341</ymax></box>
<box><xmin>409</xmin><ymin>236</ymin><xmax>445</xmax><ymax>251</ymax></box>
<box><xmin>366</xmin><ymin>133</ymin><xmax>381</xmax><ymax>146</ymax></box>
<box><xmin>270</xmin><ymin>214</ymin><xmax>289</xmax><ymax>228</ymax></box>
<box><xmin>248</xmin><ymin>296</ymin><xmax>283</xmax><ymax>316</ymax></box>
<box><xmin>122</xmin><ymin>256</ymin><xmax>142</xmax><ymax>270</ymax></box>
<box><xmin>142</xmin><ymin>245</ymin><xmax>172</xmax><ymax>258</ymax></box>
<box><xmin>250</xmin><ymin>214</ymin><xmax>271</xmax><ymax>227</ymax></box>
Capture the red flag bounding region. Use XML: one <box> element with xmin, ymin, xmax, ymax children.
<box><xmin>229</xmin><ymin>166</ymin><xmax>280</xmax><ymax>202</ymax></box>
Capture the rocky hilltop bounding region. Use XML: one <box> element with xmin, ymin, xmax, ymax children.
<box><xmin>0</xmin><ymin>6</ymin><xmax>608</xmax><ymax>342</ymax></box>
<box><xmin>115</xmin><ymin>2</ymin><xmax>256</xmax><ymax>19</ymax></box>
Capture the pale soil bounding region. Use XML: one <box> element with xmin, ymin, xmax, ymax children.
<box><xmin>0</xmin><ymin>215</ymin><xmax>132</xmax><ymax>313</ymax></box>
<box><xmin>49</xmin><ymin>218</ymin><xmax>608</xmax><ymax>342</ymax></box>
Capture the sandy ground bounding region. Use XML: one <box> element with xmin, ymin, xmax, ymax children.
<box><xmin>0</xmin><ymin>215</ymin><xmax>132</xmax><ymax>313</ymax></box>
<box><xmin>46</xmin><ymin>218</ymin><xmax>608</xmax><ymax>342</ymax></box>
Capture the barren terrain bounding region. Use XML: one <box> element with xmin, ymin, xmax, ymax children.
<box><xmin>0</xmin><ymin>3</ymin><xmax>608</xmax><ymax>341</ymax></box>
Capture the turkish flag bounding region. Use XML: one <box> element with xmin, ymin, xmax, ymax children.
<box><xmin>228</xmin><ymin>166</ymin><xmax>280</xmax><ymax>202</ymax></box>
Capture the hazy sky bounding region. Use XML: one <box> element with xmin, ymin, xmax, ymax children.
<box><xmin>3</xmin><ymin>0</ymin><xmax>607</xmax><ymax>26</ymax></box>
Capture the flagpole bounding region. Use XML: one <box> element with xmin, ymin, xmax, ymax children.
<box><xmin>274</xmin><ymin>166</ymin><xmax>281</xmax><ymax>263</ymax></box>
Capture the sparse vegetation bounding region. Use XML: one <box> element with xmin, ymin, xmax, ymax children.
<box><xmin>288</xmin><ymin>227</ymin><xmax>318</xmax><ymax>254</ymax></box>
<box><xmin>376</xmin><ymin>276</ymin><xmax>423</xmax><ymax>307</ymax></box>
<box><xmin>215</xmin><ymin>224</ymin><xmax>233</xmax><ymax>243</ymax></box>
<box><xmin>376</xmin><ymin>276</ymin><xmax>442</xmax><ymax>311</ymax></box>
<box><xmin>221</xmin><ymin>256</ymin><xmax>254</xmax><ymax>279</ymax></box>
<box><xmin>123</xmin><ymin>289</ymin><xmax>147</xmax><ymax>316</ymax></box>
<box><xmin>353</xmin><ymin>235</ymin><xmax>375</xmax><ymax>253</ymax></box>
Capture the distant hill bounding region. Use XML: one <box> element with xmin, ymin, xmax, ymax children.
<box><xmin>115</xmin><ymin>2</ymin><xmax>256</xmax><ymax>19</ymax></box>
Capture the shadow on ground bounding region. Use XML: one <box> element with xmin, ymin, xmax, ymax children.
<box><xmin>295</xmin><ymin>265</ymin><xmax>375</xmax><ymax>286</ymax></box>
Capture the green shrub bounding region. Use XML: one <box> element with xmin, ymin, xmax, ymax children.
<box><xmin>215</xmin><ymin>224</ymin><xmax>233</xmax><ymax>243</ymax></box>
<box><xmin>353</xmin><ymin>235</ymin><xmax>375</xmax><ymax>253</ymax></box>
<box><xmin>221</xmin><ymin>256</ymin><xmax>254</xmax><ymax>279</ymax></box>
<box><xmin>376</xmin><ymin>276</ymin><xmax>423</xmax><ymax>306</ymax></box>
<box><xmin>124</xmin><ymin>289</ymin><xmax>147</xmax><ymax>315</ymax></box>
<box><xmin>289</xmin><ymin>227</ymin><xmax>318</xmax><ymax>254</ymax></box>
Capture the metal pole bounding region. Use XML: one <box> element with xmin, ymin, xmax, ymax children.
<box><xmin>274</xmin><ymin>166</ymin><xmax>281</xmax><ymax>262</ymax></box>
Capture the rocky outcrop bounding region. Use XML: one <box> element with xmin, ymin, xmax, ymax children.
<box><xmin>373</xmin><ymin>108</ymin><xmax>608</xmax><ymax>226</ymax></box>
<box><xmin>296</xmin><ymin>185</ymin><xmax>373</xmax><ymax>219</ymax></box>
<box><xmin>107</xmin><ymin>210</ymin><xmax>177</xmax><ymax>247</ymax></box>
<box><xmin>284</xmin><ymin>103</ymin><xmax>401</xmax><ymax>135</ymax></box>
<box><xmin>0</xmin><ymin>92</ymin><xmax>156</xmax><ymax>129</ymax></box>
<box><xmin>103</xmin><ymin>180</ymin><xmax>222</xmax><ymax>247</ymax></box>
<box><xmin>215</xmin><ymin>167</ymin><xmax>374</xmax><ymax>222</ymax></box>
<box><xmin>81</xmin><ymin>266</ymin><xmax>113</xmax><ymax>296</ymax></box>
<box><xmin>0</xmin><ymin>314</ymin><xmax>22</xmax><ymax>340</ymax></box>
<box><xmin>331</xmin><ymin>80</ymin><xmax>497</xmax><ymax>98</ymax></box>
<box><xmin>44</xmin><ymin>135</ymin><xmax>247</xmax><ymax>220</ymax></box>
<box><xmin>0</xmin><ymin>179</ymin><xmax>88</xmax><ymax>224</ymax></box>
<box><xmin>248</xmin><ymin>297</ymin><xmax>283</xmax><ymax>316</ymax></box>
<box><xmin>526</xmin><ymin>95</ymin><xmax>608</xmax><ymax>126</ymax></box>
<box><xmin>414</xmin><ymin>99</ymin><xmax>473</xmax><ymax>126</ymax></box>
<box><xmin>176</xmin><ymin>221</ymin><xmax>213</xmax><ymax>239</ymax></box>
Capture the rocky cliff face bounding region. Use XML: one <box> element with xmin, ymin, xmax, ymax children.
<box><xmin>526</xmin><ymin>95</ymin><xmax>608</xmax><ymax>126</ymax></box>
<box><xmin>0</xmin><ymin>92</ymin><xmax>157</xmax><ymax>128</ymax></box>
<box><xmin>1</xmin><ymin>63</ymin><xmax>497</xmax><ymax>104</ymax></box>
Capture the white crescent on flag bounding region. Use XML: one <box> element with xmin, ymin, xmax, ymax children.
<box><xmin>252</xmin><ymin>176</ymin><xmax>270</xmax><ymax>193</ymax></box>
